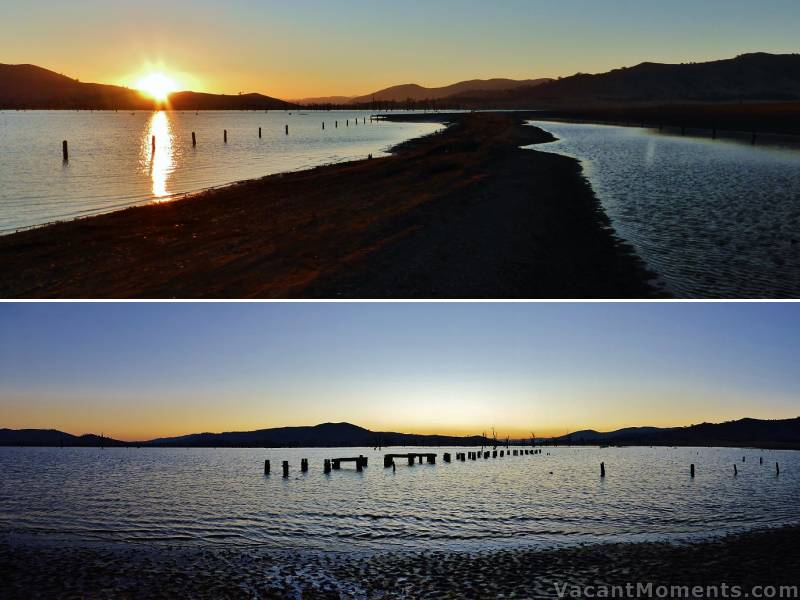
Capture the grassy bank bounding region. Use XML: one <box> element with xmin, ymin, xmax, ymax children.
<box><xmin>0</xmin><ymin>112</ymin><xmax>658</xmax><ymax>298</ymax></box>
<box><xmin>2</xmin><ymin>526</ymin><xmax>798</xmax><ymax>598</ymax></box>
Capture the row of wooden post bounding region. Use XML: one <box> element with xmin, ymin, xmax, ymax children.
<box><xmin>265</xmin><ymin>455</ymin><xmax>368</xmax><ymax>477</ymax></box>
<box><xmin>689</xmin><ymin>461</ymin><xmax>779</xmax><ymax>478</ymax></box>
<box><xmin>266</xmin><ymin>455</ymin><xmax>780</xmax><ymax>479</ymax></box>
<box><xmin>61</xmin><ymin>118</ymin><xmax>377</xmax><ymax>160</ymax></box>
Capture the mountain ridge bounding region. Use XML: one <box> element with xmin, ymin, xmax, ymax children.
<box><xmin>2</xmin><ymin>417</ymin><xmax>798</xmax><ymax>449</ymax></box>
<box><xmin>0</xmin><ymin>64</ymin><xmax>296</xmax><ymax>110</ymax></box>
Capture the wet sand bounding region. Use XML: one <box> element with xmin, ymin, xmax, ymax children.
<box><xmin>0</xmin><ymin>112</ymin><xmax>659</xmax><ymax>298</ymax></box>
<box><xmin>2</xmin><ymin>526</ymin><xmax>798</xmax><ymax>599</ymax></box>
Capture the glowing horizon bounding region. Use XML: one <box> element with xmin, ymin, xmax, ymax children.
<box><xmin>3</xmin><ymin>1</ymin><xmax>799</xmax><ymax>100</ymax></box>
<box><xmin>2</xmin><ymin>303</ymin><xmax>799</xmax><ymax>442</ymax></box>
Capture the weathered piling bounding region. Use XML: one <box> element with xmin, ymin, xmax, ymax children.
<box><xmin>690</xmin><ymin>464</ymin><xmax>695</xmax><ymax>478</ymax></box>
<box><xmin>285</xmin><ymin>125</ymin><xmax>289</xmax><ymax>135</ymax></box>
<box><xmin>264</xmin><ymin>459</ymin><xmax>270</xmax><ymax>475</ymax></box>
<box><xmin>282</xmin><ymin>460</ymin><xmax>289</xmax><ymax>478</ymax></box>
<box><xmin>500</xmin><ymin>450</ymin><xmax>504</xmax><ymax>457</ymax></box>
<box><xmin>224</xmin><ymin>129</ymin><xmax>228</xmax><ymax>143</ymax></box>
<box><xmin>734</xmin><ymin>464</ymin><xmax>738</xmax><ymax>476</ymax></box>
<box><xmin>600</xmin><ymin>462</ymin><xmax>606</xmax><ymax>478</ymax></box>
<box><xmin>484</xmin><ymin>451</ymin><xmax>489</xmax><ymax>459</ymax></box>
<box><xmin>444</xmin><ymin>453</ymin><xmax>451</xmax><ymax>463</ymax></box>
<box><xmin>492</xmin><ymin>450</ymin><xmax>497</xmax><ymax>458</ymax></box>
<box><xmin>760</xmin><ymin>457</ymin><xmax>764</xmax><ymax>465</ymax></box>
<box><xmin>356</xmin><ymin>457</ymin><xmax>363</xmax><ymax>472</ymax></box>
<box><xmin>259</xmin><ymin>127</ymin><xmax>262</xmax><ymax>138</ymax></box>
<box><xmin>324</xmin><ymin>459</ymin><xmax>331</xmax><ymax>474</ymax></box>
<box><xmin>427</xmin><ymin>455</ymin><xmax>436</xmax><ymax>465</ymax></box>
<box><xmin>347</xmin><ymin>119</ymin><xmax>349</xmax><ymax>126</ymax></box>
<box><xmin>743</xmin><ymin>456</ymin><xmax>746</xmax><ymax>462</ymax></box>
<box><xmin>191</xmin><ymin>131</ymin><xmax>196</xmax><ymax>146</ymax></box>
<box><xmin>458</xmin><ymin>453</ymin><xmax>466</xmax><ymax>462</ymax></box>
<box><xmin>776</xmin><ymin>462</ymin><xmax>780</xmax><ymax>476</ymax></box>
<box><xmin>335</xmin><ymin>120</ymin><xmax>338</xmax><ymax>128</ymax></box>
<box><xmin>333</xmin><ymin>459</ymin><xmax>341</xmax><ymax>470</ymax></box>
<box><xmin>322</xmin><ymin>122</ymin><xmax>325</xmax><ymax>130</ymax></box>
<box><xmin>62</xmin><ymin>140</ymin><xmax>69</xmax><ymax>162</ymax></box>
<box><xmin>301</xmin><ymin>458</ymin><xmax>308</xmax><ymax>472</ymax></box>
<box><xmin>151</xmin><ymin>135</ymin><xmax>156</xmax><ymax>153</ymax></box>
<box><xmin>408</xmin><ymin>455</ymin><xmax>414</xmax><ymax>466</ymax></box>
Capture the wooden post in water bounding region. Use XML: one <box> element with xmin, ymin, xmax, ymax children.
<box><xmin>322</xmin><ymin>122</ymin><xmax>325</xmax><ymax>130</ymax></box>
<box><xmin>760</xmin><ymin>457</ymin><xmax>763</xmax><ymax>465</ymax></box>
<box><xmin>152</xmin><ymin>135</ymin><xmax>156</xmax><ymax>154</ymax></box>
<box><xmin>408</xmin><ymin>455</ymin><xmax>414</xmax><ymax>466</ymax></box>
<box><xmin>301</xmin><ymin>458</ymin><xmax>308</xmax><ymax>473</ymax></box>
<box><xmin>335</xmin><ymin>120</ymin><xmax>338</xmax><ymax>128</ymax></box>
<box><xmin>347</xmin><ymin>119</ymin><xmax>349</xmax><ymax>127</ymax></box>
<box><xmin>776</xmin><ymin>462</ymin><xmax>780</xmax><ymax>476</ymax></box>
<box><xmin>600</xmin><ymin>462</ymin><xmax>606</xmax><ymax>478</ymax></box>
<box><xmin>62</xmin><ymin>140</ymin><xmax>69</xmax><ymax>162</ymax></box>
<box><xmin>224</xmin><ymin>130</ymin><xmax>228</xmax><ymax>143</ymax></box>
<box><xmin>324</xmin><ymin>459</ymin><xmax>331</xmax><ymax>474</ymax></box>
<box><xmin>690</xmin><ymin>464</ymin><xmax>695</xmax><ymax>478</ymax></box>
<box><xmin>192</xmin><ymin>132</ymin><xmax>197</xmax><ymax>147</ymax></box>
<box><xmin>285</xmin><ymin>125</ymin><xmax>289</xmax><ymax>135</ymax></box>
<box><xmin>259</xmin><ymin>127</ymin><xmax>262</xmax><ymax>138</ymax></box>
<box><xmin>356</xmin><ymin>457</ymin><xmax>363</xmax><ymax>472</ymax></box>
<box><xmin>734</xmin><ymin>464</ymin><xmax>738</xmax><ymax>476</ymax></box>
<box><xmin>264</xmin><ymin>459</ymin><xmax>270</xmax><ymax>475</ymax></box>
<box><xmin>444</xmin><ymin>453</ymin><xmax>451</xmax><ymax>463</ymax></box>
<box><xmin>282</xmin><ymin>460</ymin><xmax>289</xmax><ymax>478</ymax></box>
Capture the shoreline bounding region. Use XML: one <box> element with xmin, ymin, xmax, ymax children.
<box><xmin>0</xmin><ymin>112</ymin><xmax>660</xmax><ymax>298</ymax></box>
<box><xmin>3</xmin><ymin>525</ymin><xmax>798</xmax><ymax>598</ymax></box>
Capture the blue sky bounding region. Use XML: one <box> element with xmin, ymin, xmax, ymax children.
<box><xmin>1</xmin><ymin>303</ymin><xmax>798</xmax><ymax>440</ymax></box>
<box><xmin>2</xmin><ymin>0</ymin><xmax>798</xmax><ymax>97</ymax></box>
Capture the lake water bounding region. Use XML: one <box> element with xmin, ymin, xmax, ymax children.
<box><xmin>528</xmin><ymin>121</ymin><xmax>800</xmax><ymax>298</ymax></box>
<box><xmin>0</xmin><ymin>110</ymin><xmax>442</xmax><ymax>234</ymax></box>
<box><xmin>1</xmin><ymin>446</ymin><xmax>797</xmax><ymax>553</ymax></box>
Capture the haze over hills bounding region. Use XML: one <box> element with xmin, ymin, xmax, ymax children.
<box><xmin>294</xmin><ymin>78</ymin><xmax>551</xmax><ymax>105</ymax></box>
<box><xmin>2</xmin><ymin>418</ymin><xmax>798</xmax><ymax>448</ymax></box>
<box><xmin>0</xmin><ymin>64</ymin><xmax>295</xmax><ymax>110</ymax></box>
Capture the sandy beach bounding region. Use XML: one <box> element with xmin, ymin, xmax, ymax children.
<box><xmin>2</xmin><ymin>526</ymin><xmax>798</xmax><ymax>599</ymax></box>
<box><xmin>0</xmin><ymin>112</ymin><xmax>659</xmax><ymax>298</ymax></box>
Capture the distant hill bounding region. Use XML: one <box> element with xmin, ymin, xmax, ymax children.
<box><xmin>0</xmin><ymin>428</ymin><xmax>124</xmax><ymax>447</ymax></box>
<box><xmin>296</xmin><ymin>79</ymin><xmax>551</xmax><ymax>106</ymax></box>
<box><xmin>552</xmin><ymin>418</ymin><xmax>800</xmax><ymax>449</ymax></box>
<box><xmin>450</xmin><ymin>53</ymin><xmax>800</xmax><ymax>109</ymax></box>
<box><xmin>147</xmin><ymin>422</ymin><xmax>491</xmax><ymax>448</ymax></box>
<box><xmin>3</xmin><ymin>418</ymin><xmax>799</xmax><ymax>448</ymax></box>
<box><xmin>349</xmin><ymin>78</ymin><xmax>551</xmax><ymax>104</ymax></box>
<box><xmin>0</xmin><ymin>64</ymin><xmax>296</xmax><ymax>110</ymax></box>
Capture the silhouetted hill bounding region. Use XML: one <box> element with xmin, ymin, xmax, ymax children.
<box><xmin>0</xmin><ymin>428</ymin><xmax>124</xmax><ymax>446</ymax></box>
<box><xmin>349</xmin><ymin>78</ymin><xmax>551</xmax><ymax>104</ymax></box>
<box><xmin>0</xmin><ymin>64</ymin><xmax>296</xmax><ymax>110</ymax></box>
<box><xmin>451</xmin><ymin>53</ymin><xmax>800</xmax><ymax>109</ymax></box>
<box><xmin>147</xmin><ymin>422</ymin><xmax>491</xmax><ymax>448</ymax></box>
<box><xmin>552</xmin><ymin>418</ymin><xmax>800</xmax><ymax>449</ymax></box>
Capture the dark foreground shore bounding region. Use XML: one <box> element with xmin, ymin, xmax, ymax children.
<box><xmin>3</xmin><ymin>526</ymin><xmax>798</xmax><ymax>599</ymax></box>
<box><xmin>0</xmin><ymin>112</ymin><xmax>658</xmax><ymax>298</ymax></box>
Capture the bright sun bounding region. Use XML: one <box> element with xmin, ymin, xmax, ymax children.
<box><xmin>136</xmin><ymin>73</ymin><xmax>179</xmax><ymax>102</ymax></box>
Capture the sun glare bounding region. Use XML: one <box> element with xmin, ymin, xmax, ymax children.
<box><xmin>136</xmin><ymin>72</ymin><xmax>179</xmax><ymax>102</ymax></box>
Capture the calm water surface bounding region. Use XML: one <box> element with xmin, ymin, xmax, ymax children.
<box><xmin>529</xmin><ymin>121</ymin><xmax>800</xmax><ymax>298</ymax></box>
<box><xmin>0</xmin><ymin>110</ymin><xmax>442</xmax><ymax>233</ymax></box>
<box><xmin>1</xmin><ymin>446</ymin><xmax>797</xmax><ymax>553</ymax></box>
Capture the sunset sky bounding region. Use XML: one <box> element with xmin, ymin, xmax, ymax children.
<box><xmin>2</xmin><ymin>0</ymin><xmax>800</xmax><ymax>99</ymax></box>
<box><xmin>1</xmin><ymin>303</ymin><xmax>798</xmax><ymax>441</ymax></box>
